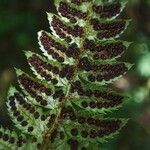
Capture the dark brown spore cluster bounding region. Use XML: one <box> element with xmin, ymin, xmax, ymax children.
<box><xmin>18</xmin><ymin>73</ymin><xmax>66</xmax><ymax>102</ymax></box>
<box><xmin>81</xmin><ymin>119</ymin><xmax>121</xmax><ymax>137</ymax></box>
<box><xmin>28</xmin><ymin>55</ymin><xmax>59</xmax><ymax>84</ymax></box>
<box><xmin>67</xmin><ymin>138</ymin><xmax>79</xmax><ymax>150</ymax></box>
<box><xmin>60</xmin><ymin>105</ymin><xmax>121</xmax><ymax>149</ymax></box>
<box><xmin>0</xmin><ymin>131</ymin><xmax>26</xmax><ymax>147</ymax></box>
<box><xmin>65</xmin><ymin>118</ymin><xmax>121</xmax><ymax>149</ymax></box>
<box><xmin>18</xmin><ymin>74</ymin><xmax>50</xmax><ymax>106</ymax></box>
<box><xmin>66</xmin><ymin>43</ymin><xmax>80</xmax><ymax>59</ymax></box>
<box><xmin>46</xmin><ymin>114</ymin><xmax>56</xmax><ymax>128</ymax></box>
<box><xmin>50</xmin><ymin>129</ymin><xmax>58</xmax><ymax>143</ymax></box>
<box><xmin>79</xmin><ymin>57</ymin><xmax>128</xmax><ymax>81</ymax></box>
<box><xmin>71</xmin><ymin>80</ymin><xmax>123</xmax><ymax>108</ymax></box>
<box><xmin>71</xmin><ymin>80</ymin><xmax>92</xmax><ymax>97</ymax></box>
<box><xmin>84</xmin><ymin>39</ymin><xmax>126</xmax><ymax>59</ymax></box>
<box><xmin>40</xmin><ymin>32</ymin><xmax>65</xmax><ymax>62</ymax></box>
<box><xmin>14</xmin><ymin>93</ymin><xmax>44</xmax><ymax>121</ymax></box>
<box><xmin>9</xmin><ymin>93</ymin><xmax>43</xmax><ymax>133</ymax></box>
<box><xmin>78</xmin><ymin>57</ymin><xmax>92</xmax><ymax>71</ymax></box>
<box><xmin>58</xmin><ymin>2</ymin><xmax>87</xmax><ymax>20</ymax></box>
<box><xmin>94</xmin><ymin>63</ymin><xmax>128</xmax><ymax>82</ymax></box>
<box><xmin>51</xmin><ymin>17</ymin><xmax>71</xmax><ymax>41</ymax></box>
<box><xmin>91</xmin><ymin>19</ymin><xmax>125</xmax><ymax>31</ymax></box>
<box><xmin>29</xmin><ymin>54</ymin><xmax>75</xmax><ymax>81</ymax></box>
<box><xmin>60</xmin><ymin>64</ymin><xmax>75</xmax><ymax>80</ymax></box>
<box><xmin>97</xmin><ymin>27</ymin><xmax>125</xmax><ymax>39</ymax></box>
<box><xmin>92</xmin><ymin>2</ymin><xmax>121</xmax><ymax>18</ymax></box>
<box><xmin>80</xmin><ymin>119</ymin><xmax>121</xmax><ymax>138</ymax></box>
<box><xmin>53</xmin><ymin>89</ymin><xmax>65</xmax><ymax>101</ymax></box>
<box><xmin>40</xmin><ymin>32</ymin><xmax>80</xmax><ymax>59</ymax></box>
<box><xmin>91</xmin><ymin>19</ymin><xmax>126</xmax><ymax>38</ymax></box>
<box><xmin>81</xmin><ymin>97</ymin><xmax>122</xmax><ymax>109</ymax></box>
<box><xmin>60</xmin><ymin>106</ymin><xmax>76</xmax><ymax>121</ymax></box>
<box><xmin>51</xmin><ymin>16</ymin><xmax>84</xmax><ymax>38</ymax></box>
<box><xmin>19</xmin><ymin>74</ymin><xmax>52</xmax><ymax>96</ymax></box>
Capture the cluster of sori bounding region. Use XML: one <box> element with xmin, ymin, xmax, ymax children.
<box><xmin>91</xmin><ymin>19</ymin><xmax>125</xmax><ymax>31</ymax></box>
<box><xmin>8</xmin><ymin>91</ymin><xmax>59</xmax><ymax>149</ymax></box>
<box><xmin>28</xmin><ymin>54</ymin><xmax>75</xmax><ymax>82</ymax></box>
<box><xmin>84</xmin><ymin>39</ymin><xmax>126</xmax><ymax>60</ymax></box>
<box><xmin>91</xmin><ymin>18</ymin><xmax>126</xmax><ymax>38</ymax></box>
<box><xmin>79</xmin><ymin>57</ymin><xmax>128</xmax><ymax>81</ymax></box>
<box><xmin>80</xmin><ymin>95</ymin><xmax>122</xmax><ymax>109</ymax></box>
<box><xmin>52</xmin><ymin>89</ymin><xmax>65</xmax><ymax>100</ymax></box>
<box><xmin>18</xmin><ymin>74</ymin><xmax>52</xmax><ymax>96</ymax></box>
<box><xmin>40</xmin><ymin>31</ymin><xmax>66</xmax><ymax>62</ymax></box>
<box><xmin>18</xmin><ymin>73</ymin><xmax>50</xmax><ymax>106</ymax></box>
<box><xmin>0</xmin><ymin>130</ymin><xmax>43</xmax><ymax>149</ymax></box>
<box><xmin>60</xmin><ymin>106</ymin><xmax>76</xmax><ymax>121</ymax></box>
<box><xmin>71</xmin><ymin>80</ymin><xmax>123</xmax><ymax>108</ymax></box>
<box><xmin>46</xmin><ymin>114</ymin><xmax>56</xmax><ymax>129</ymax></box>
<box><xmin>58</xmin><ymin>105</ymin><xmax>121</xmax><ymax>149</ymax></box>
<box><xmin>0</xmin><ymin>131</ymin><xmax>26</xmax><ymax>147</ymax></box>
<box><xmin>58</xmin><ymin>2</ymin><xmax>87</xmax><ymax>21</ymax></box>
<box><xmin>28</xmin><ymin>55</ymin><xmax>59</xmax><ymax>84</ymax></box>
<box><xmin>78</xmin><ymin>57</ymin><xmax>92</xmax><ymax>71</ymax></box>
<box><xmin>97</xmin><ymin>26</ymin><xmax>125</xmax><ymax>39</ymax></box>
<box><xmin>40</xmin><ymin>31</ymin><xmax>80</xmax><ymax>59</ymax></box>
<box><xmin>92</xmin><ymin>63</ymin><xmax>127</xmax><ymax>82</ymax></box>
<box><xmin>59</xmin><ymin>64</ymin><xmax>75</xmax><ymax>80</ymax></box>
<box><xmin>67</xmin><ymin>43</ymin><xmax>80</xmax><ymax>59</ymax></box>
<box><xmin>51</xmin><ymin>16</ymin><xmax>84</xmax><ymax>38</ymax></box>
<box><xmin>92</xmin><ymin>2</ymin><xmax>121</xmax><ymax>18</ymax></box>
<box><xmin>18</xmin><ymin>73</ymin><xmax>65</xmax><ymax>102</ymax></box>
<box><xmin>8</xmin><ymin>93</ymin><xmax>48</xmax><ymax>128</ymax></box>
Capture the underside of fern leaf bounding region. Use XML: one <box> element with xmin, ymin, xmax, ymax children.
<box><xmin>0</xmin><ymin>0</ymin><xmax>132</xmax><ymax>150</ymax></box>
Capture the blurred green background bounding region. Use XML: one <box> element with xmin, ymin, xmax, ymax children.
<box><xmin>0</xmin><ymin>0</ymin><xmax>150</xmax><ymax>149</ymax></box>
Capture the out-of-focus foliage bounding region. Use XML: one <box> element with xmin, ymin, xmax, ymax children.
<box><xmin>137</xmin><ymin>52</ymin><xmax>150</xmax><ymax>77</ymax></box>
<box><xmin>0</xmin><ymin>0</ymin><xmax>149</xmax><ymax>150</ymax></box>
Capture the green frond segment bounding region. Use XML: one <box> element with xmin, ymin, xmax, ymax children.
<box><xmin>69</xmin><ymin>80</ymin><xmax>128</xmax><ymax>114</ymax></box>
<box><xmin>37</xmin><ymin>30</ymin><xmax>76</xmax><ymax>65</ymax></box>
<box><xmin>25</xmin><ymin>50</ymin><xmax>69</xmax><ymax>87</ymax></box>
<box><xmin>55</xmin><ymin>0</ymin><xmax>90</xmax><ymax>21</ymax></box>
<box><xmin>53</xmin><ymin>0</ymin><xmax>129</xmax><ymax>41</ymax></box>
<box><xmin>24</xmin><ymin>50</ymin><xmax>75</xmax><ymax>94</ymax></box>
<box><xmin>93</xmin><ymin>1</ymin><xmax>127</xmax><ymax>20</ymax></box>
<box><xmin>0</xmin><ymin>127</ymin><xmax>20</xmax><ymax>150</ymax></box>
<box><xmin>15</xmin><ymin>68</ymin><xmax>65</xmax><ymax>109</ymax></box>
<box><xmin>69</xmin><ymin>93</ymin><xmax>125</xmax><ymax>114</ymax></box>
<box><xmin>0</xmin><ymin>126</ymin><xmax>41</xmax><ymax>150</ymax></box>
<box><xmin>48</xmin><ymin>104</ymin><xmax>128</xmax><ymax>150</ymax></box>
<box><xmin>6</xmin><ymin>86</ymin><xmax>54</xmax><ymax>137</ymax></box>
<box><xmin>47</xmin><ymin>13</ymin><xmax>84</xmax><ymax>44</ymax></box>
<box><xmin>83</xmin><ymin>40</ymin><xmax>132</xmax><ymax>61</ymax></box>
<box><xmin>78</xmin><ymin>59</ymin><xmax>133</xmax><ymax>85</ymax></box>
<box><xmin>88</xmin><ymin>19</ymin><xmax>130</xmax><ymax>40</ymax></box>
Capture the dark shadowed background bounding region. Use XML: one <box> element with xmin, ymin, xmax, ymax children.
<box><xmin>0</xmin><ymin>0</ymin><xmax>150</xmax><ymax>149</ymax></box>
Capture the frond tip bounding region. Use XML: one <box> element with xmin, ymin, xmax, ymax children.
<box><xmin>0</xmin><ymin>0</ymin><xmax>132</xmax><ymax>149</ymax></box>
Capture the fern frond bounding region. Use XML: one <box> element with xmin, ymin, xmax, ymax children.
<box><xmin>0</xmin><ymin>0</ymin><xmax>132</xmax><ymax>149</ymax></box>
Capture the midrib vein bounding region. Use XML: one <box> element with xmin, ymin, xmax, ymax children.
<box><xmin>42</xmin><ymin>2</ymin><xmax>93</xmax><ymax>150</ymax></box>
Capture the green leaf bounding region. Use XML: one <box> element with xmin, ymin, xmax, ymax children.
<box><xmin>0</xmin><ymin>0</ymin><xmax>132</xmax><ymax>149</ymax></box>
